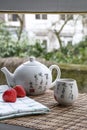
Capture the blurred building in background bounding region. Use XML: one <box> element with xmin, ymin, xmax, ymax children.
<box><xmin>0</xmin><ymin>13</ymin><xmax>87</xmax><ymax>52</ymax></box>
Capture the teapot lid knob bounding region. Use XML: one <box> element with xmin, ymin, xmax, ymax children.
<box><xmin>29</xmin><ymin>56</ymin><xmax>35</xmax><ymax>62</ymax></box>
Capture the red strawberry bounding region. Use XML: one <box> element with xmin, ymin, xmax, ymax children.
<box><xmin>2</xmin><ymin>88</ymin><xmax>17</xmax><ymax>102</ymax></box>
<box><xmin>14</xmin><ymin>85</ymin><xmax>26</xmax><ymax>97</ymax></box>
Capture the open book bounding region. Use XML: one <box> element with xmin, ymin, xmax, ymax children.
<box><xmin>0</xmin><ymin>85</ymin><xmax>50</xmax><ymax>120</ymax></box>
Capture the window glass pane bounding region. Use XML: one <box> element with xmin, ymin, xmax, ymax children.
<box><xmin>42</xmin><ymin>14</ymin><xmax>47</xmax><ymax>19</ymax></box>
<box><xmin>67</xmin><ymin>14</ymin><xmax>73</xmax><ymax>20</ymax></box>
<box><xmin>8</xmin><ymin>14</ymin><xmax>18</xmax><ymax>21</ymax></box>
<box><xmin>35</xmin><ymin>14</ymin><xmax>47</xmax><ymax>20</ymax></box>
<box><xmin>35</xmin><ymin>14</ymin><xmax>40</xmax><ymax>19</ymax></box>
<box><xmin>60</xmin><ymin>14</ymin><xmax>73</xmax><ymax>20</ymax></box>
<box><xmin>12</xmin><ymin>14</ymin><xmax>18</xmax><ymax>21</ymax></box>
<box><xmin>60</xmin><ymin>14</ymin><xmax>65</xmax><ymax>20</ymax></box>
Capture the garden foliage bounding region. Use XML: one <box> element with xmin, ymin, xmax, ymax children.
<box><xmin>0</xmin><ymin>23</ymin><xmax>87</xmax><ymax>65</ymax></box>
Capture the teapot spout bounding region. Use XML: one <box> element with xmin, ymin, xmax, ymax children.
<box><xmin>1</xmin><ymin>67</ymin><xmax>15</xmax><ymax>87</ymax></box>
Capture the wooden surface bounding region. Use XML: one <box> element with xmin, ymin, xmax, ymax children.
<box><xmin>0</xmin><ymin>90</ymin><xmax>87</xmax><ymax>130</ymax></box>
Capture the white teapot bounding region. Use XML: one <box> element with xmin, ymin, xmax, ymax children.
<box><xmin>1</xmin><ymin>56</ymin><xmax>61</xmax><ymax>95</ymax></box>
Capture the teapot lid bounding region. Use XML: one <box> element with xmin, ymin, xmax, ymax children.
<box><xmin>23</xmin><ymin>56</ymin><xmax>42</xmax><ymax>66</ymax></box>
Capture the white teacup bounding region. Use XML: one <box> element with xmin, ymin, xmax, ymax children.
<box><xmin>54</xmin><ymin>78</ymin><xmax>78</xmax><ymax>105</ymax></box>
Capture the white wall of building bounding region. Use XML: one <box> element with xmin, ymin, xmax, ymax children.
<box><xmin>3</xmin><ymin>14</ymin><xmax>86</xmax><ymax>52</ymax></box>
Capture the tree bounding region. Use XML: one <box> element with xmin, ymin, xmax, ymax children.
<box><xmin>16</xmin><ymin>14</ymin><xmax>25</xmax><ymax>42</ymax></box>
<box><xmin>51</xmin><ymin>14</ymin><xmax>80</xmax><ymax>51</ymax></box>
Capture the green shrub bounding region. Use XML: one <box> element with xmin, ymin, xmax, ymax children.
<box><xmin>0</xmin><ymin>22</ymin><xmax>87</xmax><ymax>65</ymax></box>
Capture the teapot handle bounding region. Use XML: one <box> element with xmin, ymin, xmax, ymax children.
<box><xmin>49</xmin><ymin>65</ymin><xmax>61</xmax><ymax>88</ymax></box>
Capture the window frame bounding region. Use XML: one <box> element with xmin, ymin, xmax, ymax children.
<box><xmin>60</xmin><ymin>14</ymin><xmax>73</xmax><ymax>21</ymax></box>
<box><xmin>35</xmin><ymin>14</ymin><xmax>47</xmax><ymax>20</ymax></box>
<box><xmin>7</xmin><ymin>14</ymin><xmax>18</xmax><ymax>22</ymax></box>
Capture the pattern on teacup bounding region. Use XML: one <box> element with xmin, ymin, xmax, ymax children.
<box><xmin>54</xmin><ymin>79</ymin><xmax>78</xmax><ymax>105</ymax></box>
<box><xmin>61</xmin><ymin>84</ymin><xmax>67</xmax><ymax>98</ymax></box>
<box><xmin>68</xmin><ymin>84</ymin><xmax>74</xmax><ymax>100</ymax></box>
<box><xmin>56</xmin><ymin>82</ymin><xmax>74</xmax><ymax>100</ymax></box>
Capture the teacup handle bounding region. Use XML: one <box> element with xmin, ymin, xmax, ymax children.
<box><xmin>49</xmin><ymin>65</ymin><xmax>61</xmax><ymax>88</ymax></box>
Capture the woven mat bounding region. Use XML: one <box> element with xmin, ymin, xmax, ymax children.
<box><xmin>0</xmin><ymin>90</ymin><xmax>87</xmax><ymax>130</ymax></box>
